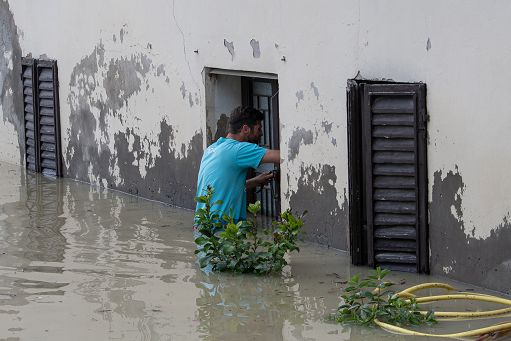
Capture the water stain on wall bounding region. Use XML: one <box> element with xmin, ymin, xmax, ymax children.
<box><xmin>310</xmin><ymin>82</ymin><xmax>319</xmax><ymax>100</ymax></box>
<box><xmin>0</xmin><ymin>1</ymin><xmax>24</xmax><ymax>163</ymax></box>
<box><xmin>295</xmin><ymin>90</ymin><xmax>304</xmax><ymax>108</ymax></box>
<box><xmin>223</xmin><ymin>39</ymin><xmax>235</xmax><ymax>61</ymax></box>
<box><xmin>250</xmin><ymin>39</ymin><xmax>260</xmax><ymax>58</ymax></box>
<box><xmin>288</xmin><ymin>128</ymin><xmax>313</xmax><ymax>161</ymax></box>
<box><xmin>289</xmin><ymin>164</ymin><xmax>348</xmax><ymax>250</ymax></box>
<box><xmin>321</xmin><ymin>120</ymin><xmax>332</xmax><ymax>134</ymax></box>
<box><xmin>430</xmin><ymin>168</ymin><xmax>511</xmax><ymax>294</ymax></box>
<box><xmin>66</xmin><ymin>42</ymin><xmax>202</xmax><ymax>208</ymax></box>
<box><xmin>113</xmin><ymin>120</ymin><xmax>202</xmax><ymax>207</ymax></box>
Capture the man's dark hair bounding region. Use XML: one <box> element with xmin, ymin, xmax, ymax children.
<box><xmin>228</xmin><ymin>106</ymin><xmax>264</xmax><ymax>133</ymax></box>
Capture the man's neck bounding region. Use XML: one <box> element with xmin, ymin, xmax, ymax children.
<box><xmin>226</xmin><ymin>133</ymin><xmax>246</xmax><ymax>142</ymax></box>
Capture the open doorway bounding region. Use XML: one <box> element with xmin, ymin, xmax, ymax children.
<box><xmin>204</xmin><ymin>68</ymin><xmax>280</xmax><ymax>219</ymax></box>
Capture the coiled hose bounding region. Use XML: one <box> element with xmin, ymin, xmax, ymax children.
<box><xmin>374</xmin><ymin>282</ymin><xmax>511</xmax><ymax>339</ymax></box>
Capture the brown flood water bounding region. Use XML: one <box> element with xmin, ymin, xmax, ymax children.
<box><xmin>0</xmin><ymin>162</ymin><xmax>510</xmax><ymax>341</ymax></box>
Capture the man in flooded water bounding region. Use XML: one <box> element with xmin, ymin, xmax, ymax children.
<box><xmin>195</xmin><ymin>106</ymin><xmax>280</xmax><ymax>224</ymax></box>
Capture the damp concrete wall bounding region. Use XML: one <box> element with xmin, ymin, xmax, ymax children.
<box><xmin>1</xmin><ymin>0</ymin><xmax>511</xmax><ymax>292</ymax></box>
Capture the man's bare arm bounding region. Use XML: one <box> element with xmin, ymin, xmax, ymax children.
<box><xmin>246</xmin><ymin>171</ymin><xmax>274</xmax><ymax>189</ymax></box>
<box><xmin>260</xmin><ymin>149</ymin><xmax>280</xmax><ymax>164</ymax></box>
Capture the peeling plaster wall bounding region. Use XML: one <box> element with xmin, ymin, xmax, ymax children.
<box><xmin>430</xmin><ymin>169</ymin><xmax>511</xmax><ymax>294</ymax></box>
<box><xmin>5</xmin><ymin>0</ymin><xmax>205</xmax><ymax>208</ymax></box>
<box><xmin>1</xmin><ymin>0</ymin><xmax>511</xmax><ymax>291</ymax></box>
<box><xmin>0</xmin><ymin>0</ymin><xmax>23</xmax><ymax>165</ymax></box>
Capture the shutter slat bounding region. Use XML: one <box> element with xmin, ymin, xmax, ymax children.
<box><xmin>39</xmin><ymin>69</ymin><xmax>53</xmax><ymax>81</ymax></box>
<box><xmin>41</xmin><ymin>134</ymin><xmax>55</xmax><ymax>143</ymax></box>
<box><xmin>371</xmin><ymin>96</ymin><xmax>415</xmax><ymax>114</ymax></box>
<box><xmin>40</xmin><ymin>126</ymin><xmax>54</xmax><ymax>134</ymax></box>
<box><xmin>23</xmin><ymin>79</ymin><xmax>32</xmax><ymax>87</ymax></box>
<box><xmin>374</xmin><ymin>201</ymin><xmax>416</xmax><ymax>214</ymax></box>
<box><xmin>23</xmin><ymin>68</ymin><xmax>33</xmax><ymax>79</ymax></box>
<box><xmin>25</xmin><ymin>104</ymin><xmax>33</xmax><ymax>113</ymax></box>
<box><xmin>41</xmin><ymin>143</ymin><xmax>56</xmax><ymax>152</ymax></box>
<box><xmin>41</xmin><ymin>151</ymin><xmax>56</xmax><ymax>159</ymax></box>
<box><xmin>374</xmin><ymin>214</ymin><xmax>416</xmax><ymax>226</ymax></box>
<box><xmin>39</xmin><ymin>99</ymin><xmax>54</xmax><ymax>108</ymax></box>
<box><xmin>24</xmin><ymin>96</ymin><xmax>33</xmax><ymax>104</ymax></box>
<box><xmin>39</xmin><ymin>81</ymin><xmax>53</xmax><ymax>90</ymax></box>
<box><xmin>25</xmin><ymin>113</ymin><xmax>34</xmax><ymax>122</ymax></box>
<box><xmin>373</xmin><ymin>151</ymin><xmax>415</xmax><ymax>164</ymax></box>
<box><xmin>23</xmin><ymin>87</ymin><xmax>33</xmax><ymax>96</ymax></box>
<box><xmin>41</xmin><ymin>159</ymin><xmax>56</xmax><ymax>169</ymax></box>
<box><xmin>27</xmin><ymin>147</ymin><xmax>36</xmax><ymax>155</ymax></box>
<box><xmin>372</xmin><ymin>138</ymin><xmax>415</xmax><ymax>151</ymax></box>
<box><xmin>42</xmin><ymin>168</ymin><xmax>57</xmax><ymax>177</ymax></box>
<box><xmin>375</xmin><ymin>252</ymin><xmax>417</xmax><ymax>264</ymax></box>
<box><xmin>375</xmin><ymin>239</ymin><xmax>416</xmax><ymax>252</ymax></box>
<box><xmin>375</xmin><ymin>226</ymin><xmax>417</xmax><ymax>240</ymax></box>
<box><xmin>26</xmin><ymin>122</ymin><xmax>34</xmax><ymax>131</ymax></box>
<box><xmin>373</xmin><ymin>164</ymin><xmax>415</xmax><ymax>176</ymax></box>
<box><xmin>376</xmin><ymin>263</ymin><xmax>417</xmax><ymax>273</ymax></box>
<box><xmin>372</xmin><ymin>113</ymin><xmax>414</xmax><ymax>126</ymax></box>
<box><xmin>40</xmin><ymin>108</ymin><xmax>54</xmax><ymax>116</ymax></box>
<box><xmin>40</xmin><ymin>116</ymin><xmax>54</xmax><ymax>125</ymax></box>
<box><xmin>39</xmin><ymin>90</ymin><xmax>54</xmax><ymax>99</ymax></box>
<box><xmin>374</xmin><ymin>189</ymin><xmax>416</xmax><ymax>201</ymax></box>
<box><xmin>373</xmin><ymin>126</ymin><xmax>415</xmax><ymax>138</ymax></box>
<box><xmin>373</xmin><ymin>176</ymin><xmax>416</xmax><ymax>189</ymax></box>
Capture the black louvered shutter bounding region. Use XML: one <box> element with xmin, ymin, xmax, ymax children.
<box><xmin>22</xmin><ymin>58</ymin><xmax>40</xmax><ymax>172</ymax></box>
<box><xmin>347</xmin><ymin>80</ymin><xmax>365</xmax><ymax>265</ymax></box>
<box><xmin>35</xmin><ymin>60</ymin><xmax>62</xmax><ymax>177</ymax></box>
<box><xmin>362</xmin><ymin>84</ymin><xmax>428</xmax><ymax>273</ymax></box>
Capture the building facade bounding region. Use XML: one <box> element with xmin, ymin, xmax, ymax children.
<box><xmin>1</xmin><ymin>1</ymin><xmax>510</xmax><ymax>293</ymax></box>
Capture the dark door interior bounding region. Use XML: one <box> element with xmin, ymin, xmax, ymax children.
<box><xmin>348</xmin><ymin>80</ymin><xmax>429</xmax><ymax>273</ymax></box>
<box><xmin>242</xmin><ymin>77</ymin><xmax>281</xmax><ymax>218</ymax></box>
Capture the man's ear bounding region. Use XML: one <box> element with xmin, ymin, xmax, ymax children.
<box><xmin>241</xmin><ymin>124</ymin><xmax>251</xmax><ymax>134</ymax></box>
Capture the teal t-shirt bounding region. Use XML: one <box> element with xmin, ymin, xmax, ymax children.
<box><xmin>195</xmin><ymin>137</ymin><xmax>267</xmax><ymax>222</ymax></box>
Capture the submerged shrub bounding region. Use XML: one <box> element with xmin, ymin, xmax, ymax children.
<box><xmin>333</xmin><ymin>267</ymin><xmax>436</xmax><ymax>326</ymax></box>
<box><xmin>194</xmin><ymin>186</ymin><xmax>305</xmax><ymax>274</ymax></box>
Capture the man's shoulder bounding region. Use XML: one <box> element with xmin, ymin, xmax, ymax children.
<box><xmin>209</xmin><ymin>138</ymin><xmax>264</xmax><ymax>154</ymax></box>
<box><xmin>212</xmin><ymin>137</ymin><xmax>250</xmax><ymax>150</ymax></box>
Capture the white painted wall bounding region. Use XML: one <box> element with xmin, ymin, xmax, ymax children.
<box><xmin>1</xmin><ymin>0</ymin><xmax>510</xmax><ymax>245</ymax></box>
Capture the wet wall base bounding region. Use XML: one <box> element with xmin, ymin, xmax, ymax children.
<box><xmin>430</xmin><ymin>169</ymin><xmax>511</xmax><ymax>295</ymax></box>
<box><xmin>289</xmin><ymin>164</ymin><xmax>349</xmax><ymax>250</ymax></box>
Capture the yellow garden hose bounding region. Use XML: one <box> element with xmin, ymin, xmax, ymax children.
<box><xmin>375</xmin><ymin>318</ymin><xmax>511</xmax><ymax>338</ymax></box>
<box><xmin>399</xmin><ymin>282</ymin><xmax>456</xmax><ymax>295</ymax></box>
<box><xmin>414</xmin><ymin>294</ymin><xmax>511</xmax><ymax>306</ymax></box>
<box><xmin>373</xmin><ymin>282</ymin><xmax>511</xmax><ymax>339</ymax></box>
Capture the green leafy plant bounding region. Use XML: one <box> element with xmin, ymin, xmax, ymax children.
<box><xmin>334</xmin><ymin>267</ymin><xmax>436</xmax><ymax>326</ymax></box>
<box><xmin>194</xmin><ymin>186</ymin><xmax>305</xmax><ymax>274</ymax></box>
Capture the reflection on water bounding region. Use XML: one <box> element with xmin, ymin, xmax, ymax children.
<box><xmin>195</xmin><ymin>272</ymin><xmax>306</xmax><ymax>340</ymax></box>
<box><xmin>23</xmin><ymin>173</ymin><xmax>66</xmax><ymax>262</ymax></box>
<box><xmin>0</xmin><ymin>162</ymin><xmax>510</xmax><ymax>340</ymax></box>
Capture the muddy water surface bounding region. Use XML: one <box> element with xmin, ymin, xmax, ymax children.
<box><xmin>0</xmin><ymin>162</ymin><xmax>510</xmax><ymax>341</ymax></box>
